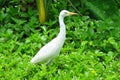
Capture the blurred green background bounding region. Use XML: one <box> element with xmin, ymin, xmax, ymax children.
<box><xmin>0</xmin><ymin>0</ymin><xmax>120</xmax><ymax>80</ymax></box>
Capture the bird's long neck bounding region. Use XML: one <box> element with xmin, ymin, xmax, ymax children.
<box><xmin>58</xmin><ymin>16</ymin><xmax>66</xmax><ymax>39</ymax></box>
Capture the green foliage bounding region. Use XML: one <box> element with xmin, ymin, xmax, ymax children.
<box><xmin>0</xmin><ymin>0</ymin><xmax>120</xmax><ymax>80</ymax></box>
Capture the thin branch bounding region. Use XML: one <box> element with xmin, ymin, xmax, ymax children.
<box><xmin>67</xmin><ymin>0</ymin><xmax>83</xmax><ymax>16</ymax></box>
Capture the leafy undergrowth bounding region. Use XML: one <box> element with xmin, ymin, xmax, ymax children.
<box><xmin>0</xmin><ymin>5</ymin><xmax>120</xmax><ymax>80</ymax></box>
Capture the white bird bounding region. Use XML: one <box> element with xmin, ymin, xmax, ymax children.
<box><xmin>30</xmin><ymin>10</ymin><xmax>77</xmax><ymax>64</ymax></box>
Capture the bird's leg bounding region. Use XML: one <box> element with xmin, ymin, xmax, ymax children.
<box><xmin>46</xmin><ymin>59</ymin><xmax>53</xmax><ymax>65</ymax></box>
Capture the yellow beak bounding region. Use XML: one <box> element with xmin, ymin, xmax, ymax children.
<box><xmin>67</xmin><ymin>12</ymin><xmax>78</xmax><ymax>15</ymax></box>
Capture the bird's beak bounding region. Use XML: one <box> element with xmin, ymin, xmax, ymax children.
<box><xmin>67</xmin><ymin>12</ymin><xmax>78</xmax><ymax>15</ymax></box>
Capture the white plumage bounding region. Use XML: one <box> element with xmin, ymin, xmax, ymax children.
<box><xmin>30</xmin><ymin>10</ymin><xmax>77</xmax><ymax>64</ymax></box>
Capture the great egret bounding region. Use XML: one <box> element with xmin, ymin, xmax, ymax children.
<box><xmin>30</xmin><ymin>10</ymin><xmax>77</xmax><ymax>64</ymax></box>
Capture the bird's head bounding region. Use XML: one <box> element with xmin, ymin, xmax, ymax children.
<box><xmin>59</xmin><ymin>10</ymin><xmax>77</xmax><ymax>18</ymax></box>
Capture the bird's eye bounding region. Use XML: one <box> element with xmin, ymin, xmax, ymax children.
<box><xmin>64</xmin><ymin>12</ymin><xmax>67</xmax><ymax>14</ymax></box>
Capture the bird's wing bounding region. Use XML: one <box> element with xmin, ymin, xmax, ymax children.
<box><xmin>31</xmin><ymin>37</ymin><xmax>64</xmax><ymax>63</ymax></box>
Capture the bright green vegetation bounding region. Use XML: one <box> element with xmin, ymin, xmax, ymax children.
<box><xmin>0</xmin><ymin>0</ymin><xmax>120</xmax><ymax>80</ymax></box>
